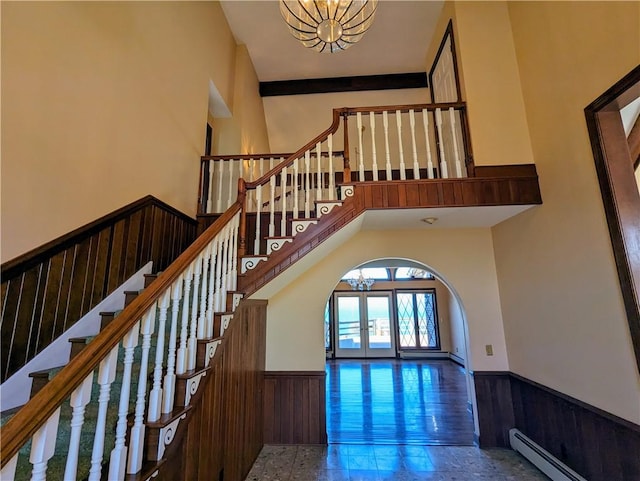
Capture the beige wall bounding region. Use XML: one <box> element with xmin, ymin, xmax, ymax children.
<box><xmin>1</xmin><ymin>2</ymin><xmax>268</xmax><ymax>262</ymax></box>
<box><xmin>263</xmin><ymin>88</ymin><xmax>429</xmax><ymax>154</ymax></box>
<box><xmin>265</xmin><ymin>227</ymin><xmax>508</xmax><ymax>373</ymax></box>
<box><xmin>213</xmin><ymin>46</ymin><xmax>270</xmax><ymax>155</ymax></box>
<box><xmin>448</xmin><ymin>289</ymin><xmax>467</xmax><ymax>364</ymax></box>
<box><xmin>492</xmin><ymin>1</ymin><xmax>640</xmax><ymax>423</ymax></box>
<box><xmin>425</xmin><ymin>1</ymin><xmax>534</xmax><ymax>168</ymax></box>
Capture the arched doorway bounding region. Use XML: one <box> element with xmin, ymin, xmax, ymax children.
<box><xmin>324</xmin><ymin>258</ymin><xmax>476</xmax><ymax>445</ymax></box>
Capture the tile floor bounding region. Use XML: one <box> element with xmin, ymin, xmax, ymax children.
<box><xmin>244</xmin><ymin>444</ymin><xmax>549</xmax><ymax>480</ymax></box>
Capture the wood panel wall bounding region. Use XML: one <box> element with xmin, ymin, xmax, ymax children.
<box><xmin>0</xmin><ymin>196</ymin><xmax>198</xmax><ymax>382</ymax></box>
<box><xmin>263</xmin><ymin>371</ymin><xmax>327</xmax><ymax>445</ymax></box>
<box><xmin>473</xmin><ymin>371</ymin><xmax>640</xmax><ymax>481</ymax></box>
<box><xmin>176</xmin><ymin>299</ymin><xmax>267</xmax><ymax>481</ymax></box>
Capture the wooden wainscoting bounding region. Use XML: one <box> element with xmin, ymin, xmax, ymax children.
<box><xmin>263</xmin><ymin>371</ymin><xmax>327</xmax><ymax>445</ymax></box>
<box><xmin>473</xmin><ymin>371</ymin><xmax>640</xmax><ymax>481</ymax></box>
<box><xmin>0</xmin><ymin>196</ymin><xmax>198</xmax><ymax>383</ymax></box>
<box><xmin>171</xmin><ymin>300</ymin><xmax>267</xmax><ymax>481</ymax></box>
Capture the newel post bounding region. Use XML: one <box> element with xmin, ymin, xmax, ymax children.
<box><xmin>342</xmin><ymin>111</ymin><xmax>351</xmax><ymax>182</ymax></box>
<box><xmin>238</xmin><ymin>178</ymin><xmax>247</xmax><ymax>257</ymax></box>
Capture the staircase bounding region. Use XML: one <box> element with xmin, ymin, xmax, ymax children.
<box><xmin>0</xmin><ymin>101</ymin><xmax>542</xmax><ymax>481</ymax></box>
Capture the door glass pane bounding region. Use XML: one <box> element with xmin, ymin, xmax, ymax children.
<box><xmin>366</xmin><ymin>296</ymin><xmax>391</xmax><ymax>349</ymax></box>
<box><xmin>325</xmin><ymin>301</ymin><xmax>331</xmax><ymax>350</ymax></box>
<box><xmin>417</xmin><ymin>293</ymin><xmax>437</xmax><ymax>347</ymax></box>
<box><xmin>397</xmin><ymin>293</ymin><xmax>417</xmax><ymax>347</ymax></box>
<box><xmin>337</xmin><ymin>296</ymin><xmax>361</xmax><ymax>349</ymax></box>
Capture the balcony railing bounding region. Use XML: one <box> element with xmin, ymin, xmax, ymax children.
<box><xmin>199</xmin><ymin>102</ymin><xmax>472</xmax><ymax>215</ymax></box>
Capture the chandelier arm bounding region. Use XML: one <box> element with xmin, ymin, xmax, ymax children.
<box><xmin>341</xmin><ymin>7</ymin><xmax>377</xmax><ymax>32</ymax></box>
<box><xmin>336</xmin><ymin>0</ymin><xmax>356</xmax><ymax>23</ymax></box>
<box><xmin>298</xmin><ymin>0</ymin><xmax>323</xmax><ymax>24</ymax></box>
<box><xmin>287</xmin><ymin>23</ymin><xmax>320</xmax><ymax>37</ymax></box>
<box><xmin>281</xmin><ymin>2</ymin><xmax>319</xmax><ymax>31</ymax></box>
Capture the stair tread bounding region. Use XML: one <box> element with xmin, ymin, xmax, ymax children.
<box><xmin>28</xmin><ymin>365</ymin><xmax>67</xmax><ymax>377</ymax></box>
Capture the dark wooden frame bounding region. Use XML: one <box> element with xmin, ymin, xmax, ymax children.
<box><xmin>428</xmin><ymin>20</ymin><xmax>462</xmax><ymax>104</ymax></box>
<box><xmin>585</xmin><ymin>65</ymin><xmax>640</xmax><ymax>374</ymax></box>
<box><xmin>260</xmin><ymin>72</ymin><xmax>428</xmax><ymax>97</ymax></box>
<box><xmin>394</xmin><ymin>288</ymin><xmax>441</xmax><ymax>351</ymax></box>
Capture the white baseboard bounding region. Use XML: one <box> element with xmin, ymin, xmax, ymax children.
<box><xmin>0</xmin><ymin>262</ymin><xmax>153</xmax><ymax>412</ymax></box>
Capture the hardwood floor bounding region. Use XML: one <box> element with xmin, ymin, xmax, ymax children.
<box><xmin>326</xmin><ymin>359</ymin><xmax>475</xmax><ymax>446</ymax></box>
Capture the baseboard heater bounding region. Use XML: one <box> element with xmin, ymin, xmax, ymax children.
<box><xmin>509</xmin><ymin>429</ymin><xmax>587</xmax><ymax>481</ymax></box>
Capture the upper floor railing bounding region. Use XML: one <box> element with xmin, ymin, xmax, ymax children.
<box><xmin>199</xmin><ymin>102</ymin><xmax>473</xmax><ymax>215</ymax></box>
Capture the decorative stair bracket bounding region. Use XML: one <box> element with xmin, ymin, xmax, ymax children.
<box><xmin>145</xmin><ymin>410</ymin><xmax>189</xmax><ymax>462</ymax></box>
<box><xmin>197</xmin><ymin>339</ymin><xmax>222</xmax><ymax>369</ymax></box>
<box><xmin>340</xmin><ymin>185</ymin><xmax>355</xmax><ymax>198</ymax></box>
<box><xmin>231</xmin><ymin>292</ymin><xmax>243</xmax><ymax>310</ymax></box>
<box><xmin>175</xmin><ymin>368</ymin><xmax>208</xmax><ymax>407</ymax></box>
<box><xmin>241</xmin><ymin>256</ymin><xmax>268</xmax><ymax>274</ymax></box>
<box><xmin>316</xmin><ymin>201</ymin><xmax>343</xmax><ymax>218</ymax></box>
<box><xmin>213</xmin><ymin>313</ymin><xmax>234</xmax><ymax>337</ymax></box>
<box><xmin>291</xmin><ymin>219</ymin><xmax>318</xmax><ymax>236</ymax></box>
<box><xmin>266</xmin><ymin>237</ymin><xmax>293</xmax><ymax>255</ymax></box>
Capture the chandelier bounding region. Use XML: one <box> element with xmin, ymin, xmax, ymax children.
<box><xmin>279</xmin><ymin>0</ymin><xmax>378</xmax><ymax>53</ymax></box>
<box><xmin>347</xmin><ymin>269</ymin><xmax>375</xmax><ymax>291</ymax></box>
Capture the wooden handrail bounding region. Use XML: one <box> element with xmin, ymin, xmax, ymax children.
<box><xmin>200</xmin><ymin>151</ymin><xmax>340</xmax><ymax>162</ymax></box>
<box><xmin>0</xmin><ymin>192</ymin><xmax>245</xmax><ymax>466</ymax></box>
<box><xmin>342</xmin><ymin>102</ymin><xmax>467</xmax><ymax>115</ymax></box>
<box><xmin>245</xmin><ymin>108</ymin><xmax>346</xmax><ymax>190</ymax></box>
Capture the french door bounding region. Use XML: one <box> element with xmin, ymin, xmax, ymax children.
<box><xmin>334</xmin><ymin>292</ymin><xmax>396</xmax><ymax>358</ymax></box>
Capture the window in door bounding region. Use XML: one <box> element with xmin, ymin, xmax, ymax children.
<box><xmin>396</xmin><ymin>290</ymin><xmax>440</xmax><ymax>350</ymax></box>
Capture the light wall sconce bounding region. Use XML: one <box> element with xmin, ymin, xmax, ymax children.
<box><xmin>421</xmin><ymin>217</ymin><xmax>438</xmax><ymax>225</ymax></box>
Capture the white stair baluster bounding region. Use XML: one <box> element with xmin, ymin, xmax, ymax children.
<box><xmin>316</xmin><ymin>142</ymin><xmax>323</xmax><ymax>202</ymax></box>
<box><xmin>162</xmin><ymin>278</ymin><xmax>182</xmax><ymax>414</ymax></box>
<box><xmin>280</xmin><ymin>165</ymin><xmax>287</xmax><ymax>235</ymax></box>
<box><xmin>177</xmin><ymin>264</ymin><xmax>193</xmax><ymax>375</ymax></box>
<box><xmin>396</xmin><ymin>110</ymin><xmax>406</xmax><ymax>180</ymax></box>
<box><xmin>227</xmin><ymin>160</ymin><xmax>235</xmax><ymax>210</ymax></box>
<box><xmin>293</xmin><ymin>158</ymin><xmax>300</xmax><ymax>216</ymax></box>
<box><xmin>383</xmin><ymin>111</ymin><xmax>392</xmax><ymax>180</ymax></box>
<box><xmin>206</xmin><ymin>160</ymin><xmax>214</xmax><ymax>214</ymax></box>
<box><xmin>423</xmin><ymin>108</ymin><xmax>435</xmax><ymax>179</ymax></box>
<box><xmin>109</xmin><ymin>322</ymin><xmax>140</xmax><ymax>480</ymax></box>
<box><xmin>216</xmin><ymin>159</ymin><xmax>224</xmax><ymax>212</ymax></box>
<box><xmin>328</xmin><ymin>134</ymin><xmax>335</xmax><ymax>200</ymax></box>
<box><xmin>259</xmin><ymin>157</ymin><xmax>264</xmax><ymax>177</ymax></box>
<box><xmin>148</xmin><ymin>290</ymin><xmax>170</xmax><ymax>423</ymax></box>
<box><xmin>187</xmin><ymin>259</ymin><xmax>201</xmax><ymax>371</ymax></box>
<box><xmin>88</xmin><ymin>346</ymin><xmax>118</xmax><ymax>481</ymax></box>
<box><xmin>409</xmin><ymin>109</ymin><xmax>420</xmax><ymax>179</ymax></box>
<box><xmin>370</xmin><ymin>112</ymin><xmax>378</xmax><ymax>181</ymax></box>
<box><xmin>435</xmin><ymin>108</ymin><xmax>449</xmax><ymax>178</ymax></box>
<box><xmin>29</xmin><ymin>408</ymin><xmax>61</xmax><ymax>481</ymax></box>
<box><xmin>449</xmin><ymin>107</ymin><xmax>463</xmax><ymax>178</ymax></box>
<box><xmin>357</xmin><ymin>112</ymin><xmax>365</xmax><ymax>181</ymax></box>
<box><xmin>230</xmin><ymin>213</ymin><xmax>239</xmax><ymax>291</ymax></box>
<box><xmin>64</xmin><ymin>373</ymin><xmax>93</xmax><ymax>480</ymax></box>
<box><xmin>254</xmin><ymin>184</ymin><xmax>262</xmax><ymax>254</ymax></box>
<box><xmin>269</xmin><ymin>156</ymin><xmax>274</xmax><ymax>171</ymax></box>
<box><xmin>128</xmin><ymin>307</ymin><xmax>156</xmax><ymax>473</ymax></box>
<box><xmin>304</xmin><ymin>151</ymin><xmax>311</xmax><ymax>218</ymax></box>
<box><xmin>220</xmin><ymin>225</ymin><xmax>231</xmax><ymax>312</ymax></box>
<box><xmin>207</xmin><ymin>240</ymin><xmax>218</xmax><ymax>337</ymax></box>
<box><xmin>214</xmin><ymin>233</ymin><xmax>224</xmax><ymax>313</ymax></box>
<box><xmin>197</xmin><ymin>246</ymin><xmax>211</xmax><ymax>340</ymax></box>
<box><xmin>238</xmin><ymin>159</ymin><xmax>244</xmax><ymax>208</ymax></box>
<box><xmin>269</xmin><ymin>175</ymin><xmax>276</xmax><ymax>237</ymax></box>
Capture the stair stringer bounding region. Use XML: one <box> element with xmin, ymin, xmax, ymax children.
<box><xmin>238</xmin><ymin>189</ymin><xmax>365</xmax><ymax>297</ymax></box>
